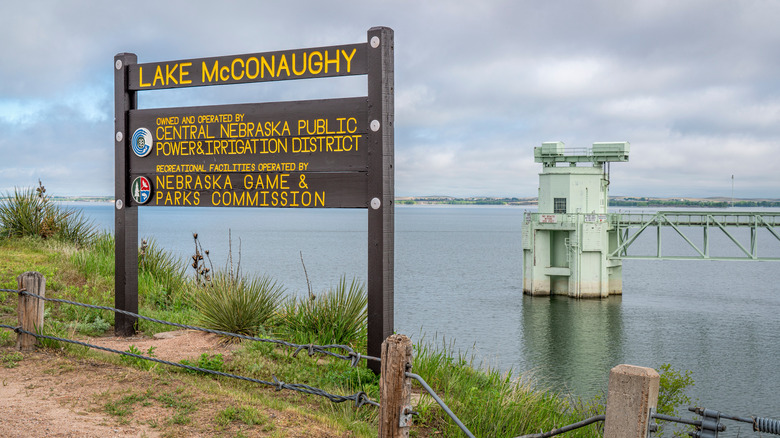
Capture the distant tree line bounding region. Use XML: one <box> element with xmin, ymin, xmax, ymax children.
<box><xmin>611</xmin><ymin>199</ymin><xmax>780</xmax><ymax>208</ymax></box>
<box><xmin>397</xmin><ymin>197</ymin><xmax>529</xmax><ymax>205</ymax></box>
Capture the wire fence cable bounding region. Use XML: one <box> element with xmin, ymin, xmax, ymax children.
<box><xmin>513</xmin><ymin>415</ymin><xmax>605</xmax><ymax>438</ymax></box>
<box><xmin>0</xmin><ymin>287</ymin><xmax>379</xmax><ymax>365</ymax></box>
<box><xmin>1</xmin><ymin>324</ymin><xmax>378</xmax><ymax>408</ymax></box>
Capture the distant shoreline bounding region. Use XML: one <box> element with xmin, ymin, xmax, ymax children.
<box><xmin>395</xmin><ymin>196</ymin><xmax>780</xmax><ymax>208</ymax></box>
<box><xmin>20</xmin><ymin>195</ymin><xmax>780</xmax><ymax>208</ymax></box>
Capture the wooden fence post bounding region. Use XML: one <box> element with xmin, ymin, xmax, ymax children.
<box><xmin>603</xmin><ymin>364</ymin><xmax>659</xmax><ymax>438</ymax></box>
<box><xmin>16</xmin><ymin>271</ymin><xmax>45</xmax><ymax>351</ymax></box>
<box><xmin>379</xmin><ymin>334</ymin><xmax>413</xmax><ymax>438</ymax></box>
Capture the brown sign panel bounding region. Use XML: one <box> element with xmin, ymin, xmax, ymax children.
<box><xmin>128</xmin><ymin>98</ymin><xmax>368</xmax><ymax>174</ymax></box>
<box><xmin>127</xmin><ymin>171</ymin><xmax>367</xmax><ymax>208</ymax></box>
<box><xmin>128</xmin><ymin>44</ymin><xmax>367</xmax><ymax>90</ymax></box>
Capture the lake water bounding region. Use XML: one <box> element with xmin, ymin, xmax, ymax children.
<box><xmin>72</xmin><ymin>202</ymin><xmax>780</xmax><ymax>434</ymax></box>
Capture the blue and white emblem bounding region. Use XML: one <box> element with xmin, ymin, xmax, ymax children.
<box><xmin>131</xmin><ymin>128</ymin><xmax>153</xmax><ymax>157</ymax></box>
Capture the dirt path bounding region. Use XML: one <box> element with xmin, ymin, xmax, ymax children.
<box><xmin>0</xmin><ymin>331</ymin><xmax>351</xmax><ymax>437</ymax></box>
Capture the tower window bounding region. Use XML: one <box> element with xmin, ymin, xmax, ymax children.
<box><xmin>554</xmin><ymin>198</ymin><xmax>566</xmax><ymax>214</ymax></box>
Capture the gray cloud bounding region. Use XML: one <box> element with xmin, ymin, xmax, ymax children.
<box><xmin>1</xmin><ymin>0</ymin><xmax>779</xmax><ymax>198</ymax></box>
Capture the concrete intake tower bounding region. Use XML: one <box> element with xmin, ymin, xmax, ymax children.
<box><xmin>522</xmin><ymin>141</ymin><xmax>629</xmax><ymax>298</ymax></box>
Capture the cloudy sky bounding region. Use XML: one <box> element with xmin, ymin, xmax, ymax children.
<box><xmin>1</xmin><ymin>0</ymin><xmax>779</xmax><ymax>198</ymax></box>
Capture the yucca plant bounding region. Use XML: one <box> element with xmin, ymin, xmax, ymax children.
<box><xmin>0</xmin><ymin>182</ymin><xmax>95</xmax><ymax>246</ymax></box>
<box><xmin>278</xmin><ymin>276</ymin><xmax>367</xmax><ymax>348</ymax></box>
<box><xmin>193</xmin><ymin>271</ymin><xmax>285</xmax><ymax>338</ymax></box>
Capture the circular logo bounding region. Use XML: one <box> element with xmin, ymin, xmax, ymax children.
<box><xmin>131</xmin><ymin>128</ymin><xmax>153</xmax><ymax>157</ymax></box>
<box><xmin>131</xmin><ymin>176</ymin><xmax>152</xmax><ymax>205</ymax></box>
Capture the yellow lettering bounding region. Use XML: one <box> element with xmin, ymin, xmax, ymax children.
<box><xmin>231</xmin><ymin>58</ymin><xmax>244</xmax><ymax>80</ymax></box>
<box><xmin>342</xmin><ymin>48</ymin><xmax>356</xmax><ymax>73</ymax></box>
<box><xmin>165</xmin><ymin>63</ymin><xmax>178</xmax><ymax>85</ymax></box>
<box><xmin>246</xmin><ymin>57</ymin><xmax>259</xmax><ymax>79</ymax></box>
<box><xmin>292</xmin><ymin>52</ymin><xmax>307</xmax><ymax>75</ymax></box>
<box><xmin>203</xmin><ymin>60</ymin><xmax>218</xmax><ymax>82</ymax></box>
<box><xmin>324</xmin><ymin>50</ymin><xmax>339</xmax><ymax>73</ymax></box>
<box><xmin>153</xmin><ymin>65</ymin><xmax>164</xmax><ymax>86</ymax></box>
<box><xmin>220</xmin><ymin>66</ymin><xmax>229</xmax><ymax>81</ymax></box>
<box><xmin>139</xmin><ymin>66</ymin><xmax>151</xmax><ymax>87</ymax></box>
<box><xmin>277</xmin><ymin>55</ymin><xmax>290</xmax><ymax>77</ymax></box>
<box><xmin>262</xmin><ymin>55</ymin><xmax>275</xmax><ymax>78</ymax></box>
<box><xmin>308</xmin><ymin>52</ymin><xmax>323</xmax><ymax>75</ymax></box>
<box><xmin>180</xmin><ymin>62</ymin><xmax>192</xmax><ymax>84</ymax></box>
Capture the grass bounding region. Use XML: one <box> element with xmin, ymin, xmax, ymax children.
<box><xmin>1</xmin><ymin>350</ymin><xmax>23</xmax><ymax>368</ymax></box>
<box><xmin>215</xmin><ymin>405</ymin><xmax>269</xmax><ymax>427</ymax></box>
<box><xmin>411</xmin><ymin>337</ymin><xmax>601</xmax><ymax>437</ymax></box>
<box><xmin>0</xmin><ymin>226</ymin><xmax>617</xmax><ymax>437</ymax></box>
<box><xmin>277</xmin><ymin>276</ymin><xmax>367</xmax><ymax>349</ymax></box>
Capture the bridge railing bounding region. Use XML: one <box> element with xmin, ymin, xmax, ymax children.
<box><xmin>611</xmin><ymin>211</ymin><xmax>780</xmax><ymax>227</ymax></box>
<box><xmin>523</xmin><ymin>211</ymin><xmax>780</xmax><ymax>261</ymax></box>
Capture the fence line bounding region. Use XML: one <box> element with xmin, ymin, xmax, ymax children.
<box><xmin>0</xmin><ymin>281</ymin><xmax>380</xmax><ymax>411</ymax></box>
<box><xmin>0</xmin><ymin>287</ymin><xmax>378</xmax><ymax>365</ymax></box>
<box><xmin>7</xmin><ymin>275</ymin><xmax>778</xmax><ymax>437</ymax></box>
<box><xmin>0</xmin><ymin>283</ymin><xmax>674</xmax><ymax>437</ymax></box>
<box><xmin>8</xmin><ymin>324</ymin><xmax>376</xmax><ymax>407</ymax></box>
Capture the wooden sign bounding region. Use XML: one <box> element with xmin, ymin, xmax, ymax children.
<box><xmin>115</xmin><ymin>27</ymin><xmax>394</xmax><ymax>372</ymax></box>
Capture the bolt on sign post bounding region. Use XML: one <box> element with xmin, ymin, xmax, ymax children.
<box><xmin>114</xmin><ymin>27</ymin><xmax>394</xmax><ymax>373</ymax></box>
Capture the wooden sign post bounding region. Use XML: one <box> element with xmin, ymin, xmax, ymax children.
<box><xmin>114</xmin><ymin>27</ymin><xmax>394</xmax><ymax>372</ymax></box>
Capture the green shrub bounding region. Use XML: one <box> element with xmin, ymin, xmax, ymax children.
<box><xmin>656</xmin><ymin>363</ymin><xmax>695</xmax><ymax>437</ymax></box>
<box><xmin>0</xmin><ymin>183</ymin><xmax>95</xmax><ymax>245</ymax></box>
<box><xmin>180</xmin><ymin>353</ymin><xmax>225</xmax><ymax>375</ymax></box>
<box><xmin>277</xmin><ymin>276</ymin><xmax>366</xmax><ymax>348</ymax></box>
<box><xmin>120</xmin><ymin>345</ymin><xmax>157</xmax><ymax>370</ymax></box>
<box><xmin>193</xmin><ymin>271</ymin><xmax>284</xmax><ymax>337</ymax></box>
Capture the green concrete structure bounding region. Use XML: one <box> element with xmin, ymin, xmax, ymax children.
<box><xmin>523</xmin><ymin>141</ymin><xmax>629</xmax><ymax>298</ymax></box>
<box><xmin>523</xmin><ymin>141</ymin><xmax>780</xmax><ymax>298</ymax></box>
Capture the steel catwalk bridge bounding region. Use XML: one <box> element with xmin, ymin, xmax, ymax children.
<box><xmin>610</xmin><ymin>211</ymin><xmax>780</xmax><ymax>261</ymax></box>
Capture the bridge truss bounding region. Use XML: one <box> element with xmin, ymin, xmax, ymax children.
<box><xmin>610</xmin><ymin>211</ymin><xmax>780</xmax><ymax>261</ymax></box>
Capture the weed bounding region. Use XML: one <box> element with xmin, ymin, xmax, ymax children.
<box><xmin>215</xmin><ymin>405</ymin><xmax>268</xmax><ymax>427</ymax></box>
<box><xmin>277</xmin><ymin>276</ymin><xmax>367</xmax><ymax>348</ymax></box>
<box><xmin>71</xmin><ymin>314</ymin><xmax>111</xmax><ymax>337</ymax></box>
<box><xmin>180</xmin><ymin>353</ymin><xmax>225</xmax><ymax>375</ymax></box>
<box><xmin>0</xmin><ymin>330</ymin><xmax>13</xmax><ymax>347</ymax></box>
<box><xmin>120</xmin><ymin>345</ymin><xmax>157</xmax><ymax>371</ymax></box>
<box><xmin>1</xmin><ymin>351</ymin><xmax>23</xmax><ymax>368</ymax></box>
<box><xmin>168</xmin><ymin>411</ymin><xmax>192</xmax><ymax>425</ymax></box>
